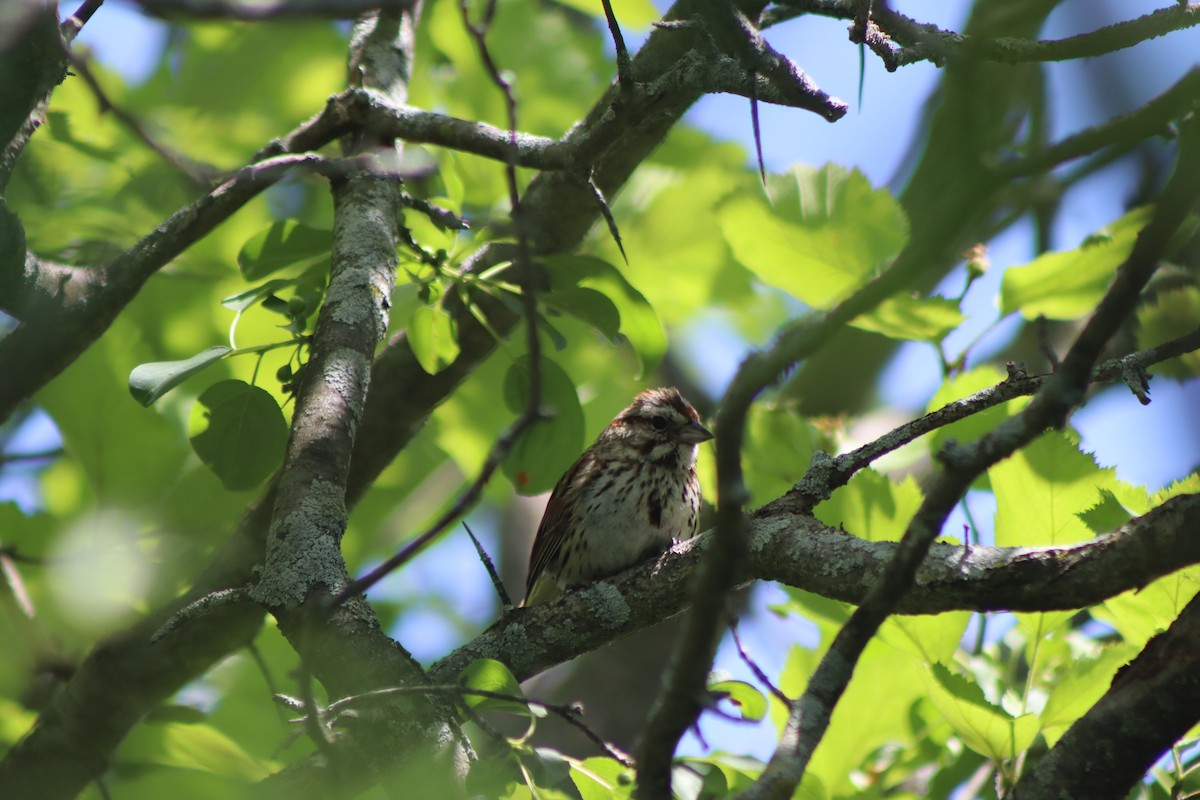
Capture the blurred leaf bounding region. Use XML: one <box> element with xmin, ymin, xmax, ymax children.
<box><xmin>551</xmin><ymin>0</ymin><xmax>658</xmax><ymax>27</ymax></box>
<box><xmin>543</xmin><ymin>287</ymin><xmax>621</xmax><ymax>342</ymax></box>
<box><xmin>708</xmin><ymin>678</ymin><xmax>768</xmax><ymax>722</ymax></box>
<box><xmin>39</xmin><ymin>327</ymin><xmax>190</xmax><ymax>504</ymax></box>
<box><xmin>571</xmin><ymin>757</ymin><xmax>634</xmax><ymax>800</ymax></box>
<box><xmin>853</xmin><ymin>294</ymin><xmax>964</xmax><ymax>342</ymax></box>
<box><xmin>542</xmin><ymin>255</ymin><xmax>665</xmax><ymax>377</ymax></box>
<box><xmin>222</xmin><ymin>278</ymin><xmax>304</xmax><ymax>312</ymax></box>
<box><xmin>408</xmin><ymin>304</ymin><xmax>461</xmax><ymax>375</ymax></box>
<box><xmin>1000</xmin><ymin>207</ymin><xmax>1152</xmax><ymax>320</ymax></box>
<box><xmin>502</xmin><ymin>355</ymin><xmax>585</xmax><ymax>494</ymax></box>
<box><xmin>238</xmin><ymin>220</ymin><xmax>331</xmax><ymax>281</ymax></box>
<box><xmin>719</xmin><ymin>164</ymin><xmax>908</xmax><ymax>308</ymax></box>
<box><xmin>119</xmin><ymin>719</ymin><xmax>271</xmax><ymax>781</ymax></box>
<box><xmin>1137</xmin><ymin>286</ymin><xmax>1200</xmax><ymax>378</ymax></box>
<box><xmin>459</xmin><ymin>659</ymin><xmax>535</xmax><ymax>716</ymax></box>
<box><xmin>1039</xmin><ymin>644</ymin><xmax>1139</xmax><ymax>746</ymax></box>
<box><xmin>129</xmin><ymin>346</ymin><xmax>231</xmax><ymax>407</ymax></box>
<box><xmin>923</xmin><ymin>664</ymin><xmax>1038</xmax><ymax>761</ymax></box>
<box><xmin>731</xmin><ymin>402</ymin><xmax>819</xmax><ymax>507</ymax></box>
<box><xmin>1095</xmin><ymin>568</ymin><xmax>1200</xmax><ymax>649</ymax></box>
<box><xmin>188</xmin><ymin>380</ymin><xmax>287</xmax><ymax>491</ymax></box>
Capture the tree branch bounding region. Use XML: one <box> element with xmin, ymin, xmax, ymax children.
<box><xmin>1011</xmin><ymin>590</ymin><xmax>1200</xmax><ymax>800</ymax></box>
<box><xmin>0</xmin><ymin>0</ymin><xmax>773</xmax><ymax>794</ymax></box>
<box><xmin>431</xmin><ymin>492</ymin><xmax>1200</xmax><ymax>683</ymax></box>
<box><xmin>739</xmin><ymin>112</ymin><xmax>1200</xmax><ymax>800</ymax></box>
<box><xmin>769</xmin><ymin>1</ymin><xmax>1200</xmax><ymax>70</ymax></box>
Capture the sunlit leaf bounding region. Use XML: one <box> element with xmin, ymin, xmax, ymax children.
<box><xmin>459</xmin><ymin>659</ymin><xmax>536</xmax><ymax>716</ymax></box>
<box><xmin>992</xmin><ymin>432</ymin><xmax>1117</xmax><ymax>548</ymax></box>
<box><xmin>551</xmin><ymin>0</ymin><xmax>658</xmax><ymax>27</ymax></box>
<box><xmin>129</xmin><ymin>346</ymin><xmax>231</xmax><ymax>407</ymax></box>
<box><xmin>719</xmin><ymin>163</ymin><xmax>908</xmax><ymax>309</ymax></box>
<box><xmin>1039</xmin><ymin>644</ymin><xmax>1139</xmax><ymax>746</ymax></box>
<box><xmin>853</xmin><ymin>294</ymin><xmax>964</xmax><ymax>342</ymax></box>
<box><xmin>923</xmin><ymin>664</ymin><xmax>1039</xmax><ymax>761</ymax></box>
<box><xmin>708</xmin><ymin>678</ymin><xmax>768</xmax><ymax>722</ymax></box>
<box><xmin>1000</xmin><ymin>207</ymin><xmax>1152</xmax><ymax>320</ymax></box>
<box><xmin>571</xmin><ymin>757</ymin><xmax>634</xmax><ymax>800</ymax></box>
<box><xmin>408</xmin><ymin>304</ymin><xmax>461</xmax><ymax>375</ymax></box>
<box><xmin>119</xmin><ymin>719</ymin><xmax>271</xmax><ymax>781</ymax></box>
<box><xmin>814</xmin><ymin>468</ymin><xmax>923</xmax><ymax>542</ymax></box>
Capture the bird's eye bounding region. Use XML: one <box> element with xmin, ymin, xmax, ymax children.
<box><xmin>650</xmin><ymin>417</ymin><xmax>669</xmax><ymax>431</ymax></box>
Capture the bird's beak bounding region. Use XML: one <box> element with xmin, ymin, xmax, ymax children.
<box><xmin>677</xmin><ymin>421</ymin><xmax>714</xmax><ymax>444</ymax></box>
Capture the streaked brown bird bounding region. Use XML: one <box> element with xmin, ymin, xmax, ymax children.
<box><xmin>523</xmin><ymin>387</ymin><xmax>713</xmax><ymax>606</ymax></box>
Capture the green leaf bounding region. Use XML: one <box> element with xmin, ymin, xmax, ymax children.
<box><xmin>1000</xmin><ymin>207</ymin><xmax>1152</xmax><ymax>320</ymax></box>
<box><xmin>502</xmin><ymin>355</ymin><xmax>585</xmax><ymax>495</ymax></box>
<box><xmin>992</xmin><ymin>432</ymin><xmax>1116</xmax><ymax>548</ymax></box>
<box><xmin>1137</xmin><ymin>286</ymin><xmax>1200</xmax><ymax>378</ymax></box>
<box><xmin>1077</xmin><ymin>488</ymin><xmax>1135</xmax><ymax>535</ymax></box>
<box><xmin>814</xmin><ymin>468</ymin><xmax>923</xmax><ymax>542</ymax></box>
<box><xmin>1039</xmin><ymin>644</ymin><xmax>1139</xmax><ymax>746</ymax></box>
<box><xmin>188</xmin><ymin>380</ymin><xmax>288</xmax><ymax>491</ymax></box>
<box><xmin>570</xmin><ymin>757</ymin><xmax>634</xmax><ymax>800</ymax></box>
<box><xmin>129</xmin><ymin>346</ymin><xmax>231</xmax><ymax>406</ymax></box>
<box><xmin>408</xmin><ymin>304</ymin><xmax>461</xmax><ymax>375</ymax></box>
<box><xmin>237</xmin><ymin>220</ymin><xmax>331</xmax><ymax>281</ymax></box>
<box><xmin>543</xmin><ymin>286</ymin><xmax>622</xmax><ymax>342</ymax></box>
<box><xmin>708</xmin><ymin>678</ymin><xmax>768</xmax><ymax>722</ymax></box>
<box><xmin>852</xmin><ymin>294</ymin><xmax>964</xmax><ymax>342</ymax></box>
<box><xmin>119</xmin><ymin>720</ymin><xmax>271</xmax><ymax>781</ymax></box>
<box><xmin>923</xmin><ymin>664</ymin><xmax>1039</xmax><ymax>761</ymax></box>
<box><xmin>719</xmin><ymin>164</ymin><xmax>908</xmax><ymax>309</ymax></box>
<box><xmin>221</xmin><ymin>278</ymin><xmax>302</xmax><ymax>312</ymax></box>
<box><xmin>552</xmin><ymin>0</ymin><xmax>658</xmax><ymax>27</ymax></box>
<box><xmin>927</xmin><ymin>365</ymin><xmax>1020</xmax><ymax>457</ymax></box>
<box><xmin>458</xmin><ymin>658</ymin><xmax>534</xmax><ymax>716</ymax></box>
<box><xmin>881</xmin><ymin>612</ymin><xmax>971</xmax><ymax>666</ymax></box>
<box><xmin>541</xmin><ymin>255</ymin><xmax>666</xmax><ymax>378</ymax></box>
<box><xmin>1095</xmin><ymin>568</ymin><xmax>1200</xmax><ymax>649</ymax></box>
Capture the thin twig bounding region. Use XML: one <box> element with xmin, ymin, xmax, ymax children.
<box><xmin>0</xmin><ymin>448</ymin><xmax>64</xmax><ymax>465</ymax></box>
<box><xmin>791</xmin><ymin>325</ymin><xmax>1200</xmax><ymax>510</ymax></box>
<box><xmin>322</xmin><ymin>684</ymin><xmax>634</xmax><ymax>766</ymax></box>
<box><xmin>768</xmin><ymin>0</ymin><xmax>1200</xmax><ymax>68</ymax></box>
<box><xmin>334</xmin><ymin>410</ymin><xmax>542</xmax><ymax>605</ymax></box>
<box><xmin>464</xmin><ymin>522</ymin><xmax>512</xmax><ymax>608</ymax></box>
<box><xmin>600</xmin><ymin>0</ymin><xmax>633</xmax><ymax>91</ymax></box>
<box><xmin>0</xmin><ymin>551</ymin><xmax>37</xmax><ymax>618</ymax></box>
<box><xmin>729</xmin><ymin>617</ymin><xmax>790</xmax><ymax>706</ymax></box>
<box><xmin>62</xmin><ymin>0</ymin><xmax>104</xmax><ymax>38</ymax></box>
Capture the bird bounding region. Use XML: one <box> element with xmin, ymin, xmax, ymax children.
<box><xmin>523</xmin><ymin>387</ymin><xmax>713</xmax><ymax>606</ymax></box>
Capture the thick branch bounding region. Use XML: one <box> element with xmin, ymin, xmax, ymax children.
<box><xmin>431</xmin><ymin>492</ymin><xmax>1200</xmax><ymax>683</ymax></box>
<box><xmin>1012</xmin><ymin>590</ymin><xmax>1200</xmax><ymax>800</ymax></box>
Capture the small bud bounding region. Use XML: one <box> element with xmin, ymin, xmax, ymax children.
<box><xmin>964</xmin><ymin>244</ymin><xmax>989</xmax><ymax>281</ymax></box>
